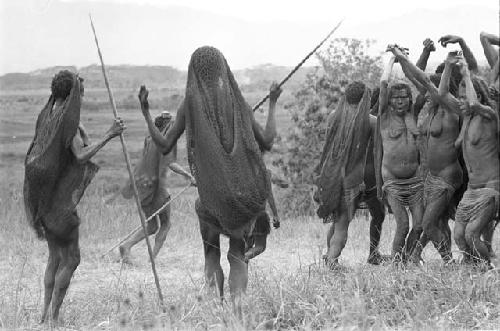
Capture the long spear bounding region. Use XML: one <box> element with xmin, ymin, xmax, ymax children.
<box><xmin>89</xmin><ymin>14</ymin><xmax>164</xmax><ymax>306</ymax></box>
<box><xmin>252</xmin><ymin>19</ymin><xmax>344</xmax><ymax>112</ymax></box>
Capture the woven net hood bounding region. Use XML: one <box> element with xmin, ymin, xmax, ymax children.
<box><xmin>23</xmin><ymin>74</ymin><xmax>98</xmax><ymax>239</ymax></box>
<box><xmin>184</xmin><ymin>46</ymin><xmax>270</xmax><ymax>232</ymax></box>
<box><xmin>315</xmin><ymin>88</ymin><xmax>371</xmax><ymax>218</ymax></box>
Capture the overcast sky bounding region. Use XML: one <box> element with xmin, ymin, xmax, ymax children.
<box><xmin>0</xmin><ymin>0</ymin><xmax>498</xmax><ymax>75</ymax></box>
<box><xmin>99</xmin><ymin>0</ymin><xmax>496</xmax><ymax>23</ymax></box>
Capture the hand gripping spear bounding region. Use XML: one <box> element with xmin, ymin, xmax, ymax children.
<box><xmin>89</xmin><ymin>14</ymin><xmax>164</xmax><ymax>306</ymax></box>
<box><xmin>252</xmin><ymin>19</ymin><xmax>344</xmax><ymax>112</ymax></box>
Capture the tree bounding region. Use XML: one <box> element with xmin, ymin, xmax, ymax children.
<box><xmin>272</xmin><ymin>38</ymin><xmax>383</xmax><ymax>215</ymax></box>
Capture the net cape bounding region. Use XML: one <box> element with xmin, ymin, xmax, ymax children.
<box><xmin>182</xmin><ymin>46</ymin><xmax>271</xmax><ymax>234</ymax></box>
<box><xmin>23</xmin><ymin>75</ymin><xmax>98</xmax><ymax>239</ymax></box>
<box><xmin>315</xmin><ymin>89</ymin><xmax>371</xmax><ymax>218</ymax></box>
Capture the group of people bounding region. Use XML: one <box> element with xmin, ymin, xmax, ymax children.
<box><xmin>23</xmin><ymin>31</ymin><xmax>498</xmax><ymax>322</ymax></box>
<box><xmin>24</xmin><ymin>46</ymin><xmax>282</xmax><ymax>321</ymax></box>
<box><xmin>315</xmin><ymin>33</ymin><xmax>499</xmax><ymax>270</ymax></box>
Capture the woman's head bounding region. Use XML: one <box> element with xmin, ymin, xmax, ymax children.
<box><xmin>51</xmin><ymin>70</ymin><xmax>83</xmax><ymax>99</ymax></box>
<box><xmin>388</xmin><ymin>82</ymin><xmax>412</xmax><ymax>115</ymax></box>
<box><xmin>459</xmin><ymin>75</ymin><xmax>494</xmax><ymax>108</ymax></box>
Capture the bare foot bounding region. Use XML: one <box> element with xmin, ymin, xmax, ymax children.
<box><xmin>244</xmin><ymin>247</ymin><xmax>264</xmax><ymax>262</ymax></box>
<box><xmin>119</xmin><ymin>246</ymin><xmax>133</xmax><ymax>265</ymax></box>
<box><xmin>367</xmin><ymin>251</ymin><xmax>391</xmax><ymax>265</ymax></box>
<box><xmin>408</xmin><ymin>253</ymin><xmax>425</xmax><ymax>266</ymax></box>
<box><xmin>323</xmin><ymin>254</ymin><xmax>339</xmax><ymax>269</ymax></box>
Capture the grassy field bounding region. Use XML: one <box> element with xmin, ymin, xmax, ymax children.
<box><xmin>0</xmin><ymin>90</ymin><xmax>499</xmax><ymax>330</ymax></box>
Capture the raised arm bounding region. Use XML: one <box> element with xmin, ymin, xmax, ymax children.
<box><xmin>416</xmin><ymin>38</ymin><xmax>436</xmax><ymax>70</ymax></box>
<box><xmin>403</xmin><ymin>39</ymin><xmax>436</xmax><ymax>95</ymax></box>
<box><xmin>436</xmin><ymin>53</ymin><xmax>462</xmax><ymax>114</ymax></box>
<box><xmin>389</xmin><ymin>45</ymin><xmax>437</xmax><ymax>97</ymax></box>
<box><xmin>139</xmin><ymin>85</ymin><xmax>185</xmax><ymax>155</ymax></box>
<box><xmin>390</xmin><ymin>45</ymin><xmax>453</xmax><ymax>108</ymax></box>
<box><xmin>71</xmin><ymin>119</ymin><xmax>125</xmax><ymax>164</ymax></box>
<box><xmin>401</xmin><ymin>63</ymin><xmax>426</xmax><ymax>95</ymax></box>
<box><xmin>439</xmin><ymin>35</ymin><xmax>478</xmax><ymax>73</ymax></box>
<box><xmin>489</xmin><ymin>57</ymin><xmax>499</xmax><ymax>86</ymax></box>
<box><xmin>252</xmin><ymin>82</ymin><xmax>282</xmax><ymax>152</ymax></box>
<box><xmin>378</xmin><ymin>54</ymin><xmax>396</xmax><ymax>115</ymax></box>
<box><xmin>480</xmin><ymin>31</ymin><xmax>500</xmax><ymax>68</ymax></box>
<box><xmin>460</xmin><ymin>62</ymin><xmax>497</xmax><ymax>120</ymax></box>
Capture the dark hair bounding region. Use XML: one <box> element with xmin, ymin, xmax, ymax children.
<box><xmin>470</xmin><ymin>75</ymin><xmax>496</xmax><ymax>109</ymax></box>
<box><xmin>435</xmin><ymin>63</ymin><xmax>445</xmax><ymax>74</ymax></box>
<box><xmin>370</xmin><ymin>87</ymin><xmax>380</xmax><ymax>109</ymax></box>
<box><xmin>154</xmin><ymin>115</ymin><xmax>171</xmax><ymax>130</ymax></box>
<box><xmin>51</xmin><ymin>70</ymin><xmax>75</xmax><ymax>99</ymax></box>
<box><xmin>389</xmin><ymin>82</ymin><xmax>413</xmax><ymax>109</ymax></box>
<box><xmin>430</xmin><ymin>73</ymin><xmax>441</xmax><ymax>88</ymax></box>
<box><xmin>345</xmin><ymin>81</ymin><xmax>366</xmax><ymax>105</ymax></box>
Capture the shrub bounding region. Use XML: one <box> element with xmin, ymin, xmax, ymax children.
<box><xmin>273</xmin><ymin>38</ymin><xmax>383</xmax><ymax>216</ymax></box>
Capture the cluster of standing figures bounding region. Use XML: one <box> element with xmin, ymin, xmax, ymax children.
<box><xmin>316</xmin><ymin>33</ymin><xmax>500</xmax><ymax>271</ymax></box>
<box><xmin>23</xmin><ymin>32</ymin><xmax>498</xmax><ymax>322</ymax></box>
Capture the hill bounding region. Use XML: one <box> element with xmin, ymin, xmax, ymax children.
<box><xmin>0</xmin><ymin>63</ymin><xmax>315</xmax><ymax>93</ymax></box>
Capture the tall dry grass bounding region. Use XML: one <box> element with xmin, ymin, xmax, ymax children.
<box><xmin>1</xmin><ymin>94</ymin><xmax>499</xmax><ymax>330</ymax></box>
<box><xmin>1</xmin><ymin>170</ymin><xmax>499</xmax><ymax>330</ymax></box>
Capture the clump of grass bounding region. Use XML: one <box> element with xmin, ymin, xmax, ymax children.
<box><xmin>1</xmin><ymin>148</ymin><xmax>499</xmax><ymax>330</ymax></box>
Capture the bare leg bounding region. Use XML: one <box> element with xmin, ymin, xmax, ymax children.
<box><xmin>453</xmin><ymin>221</ymin><xmax>471</xmax><ymax>262</ymax></box>
<box><xmin>153</xmin><ymin>210</ymin><xmax>172</xmax><ymax>258</ymax></box>
<box><xmin>244</xmin><ymin>235</ymin><xmax>266</xmax><ymax>262</ymax></box>
<box><xmin>51</xmin><ymin>227</ymin><xmax>81</xmax><ymax>321</ymax></box>
<box><xmin>411</xmin><ymin>230</ymin><xmax>434</xmax><ymax>263</ymax></box>
<box><xmin>440</xmin><ymin>217</ymin><xmax>452</xmax><ymax>255</ymax></box>
<box><xmin>228</xmin><ymin>236</ymin><xmax>247</xmax><ymax>317</ymax></box>
<box><xmin>422</xmin><ymin>194</ymin><xmax>453</xmax><ymax>262</ymax></box>
<box><xmin>324</xmin><ymin>201</ymin><xmax>351</xmax><ymax>268</ymax></box>
<box><xmin>465</xmin><ymin>199</ymin><xmax>497</xmax><ymax>262</ymax></box>
<box><xmin>326</xmin><ymin>222</ymin><xmax>335</xmax><ymax>250</ymax></box>
<box><xmin>411</xmin><ymin>216</ymin><xmax>448</xmax><ymax>262</ymax></box>
<box><xmin>366</xmin><ymin>197</ymin><xmax>386</xmax><ymax>264</ymax></box>
<box><xmin>41</xmin><ymin>235</ymin><xmax>61</xmax><ymax>323</ymax></box>
<box><xmin>386</xmin><ymin>195</ymin><xmax>409</xmax><ymax>262</ymax></box>
<box><xmin>244</xmin><ymin>212</ymin><xmax>270</xmax><ymax>261</ymax></box>
<box><xmin>481</xmin><ymin>220</ymin><xmax>497</xmax><ymax>258</ymax></box>
<box><xmin>405</xmin><ymin>200</ymin><xmax>424</xmax><ymax>259</ymax></box>
<box><xmin>119</xmin><ymin>215</ymin><xmax>159</xmax><ymax>264</ymax></box>
<box><xmin>197</xmin><ymin>205</ymin><xmax>224</xmax><ymax>297</ymax></box>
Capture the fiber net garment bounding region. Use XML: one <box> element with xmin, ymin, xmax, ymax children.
<box><xmin>315</xmin><ymin>89</ymin><xmax>372</xmax><ymax>219</ymax></box>
<box><xmin>122</xmin><ymin>123</ymin><xmax>174</xmax><ymax>208</ymax></box>
<box><xmin>382</xmin><ymin>177</ymin><xmax>423</xmax><ymax>207</ymax></box>
<box><xmin>455</xmin><ymin>187</ymin><xmax>499</xmax><ymax>224</ymax></box>
<box><xmin>423</xmin><ymin>173</ymin><xmax>456</xmax><ymax>207</ymax></box>
<box><xmin>23</xmin><ymin>75</ymin><xmax>98</xmax><ymax>239</ymax></box>
<box><xmin>183</xmin><ymin>46</ymin><xmax>271</xmax><ymax>235</ymax></box>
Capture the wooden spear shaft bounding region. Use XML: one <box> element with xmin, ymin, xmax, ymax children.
<box><xmin>252</xmin><ymin>19</ymin><xmax>344</xmax><ymax>112</ymax></box>
<box><xmin>89</xmin><ymin>14</ymin><xmax>164</xmax><ymax>306</ymax></box>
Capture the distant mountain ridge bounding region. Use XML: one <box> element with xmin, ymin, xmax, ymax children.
<box><xmin>0</xmin><ymin>64</ymin><xmax>315</xmax><ymax>92</ymax></box>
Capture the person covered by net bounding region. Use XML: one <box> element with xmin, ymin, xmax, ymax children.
<box><xmin>24</xmin><ymin>70</ymin><xmax>125</xmax><ymax>322</ymax></box>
